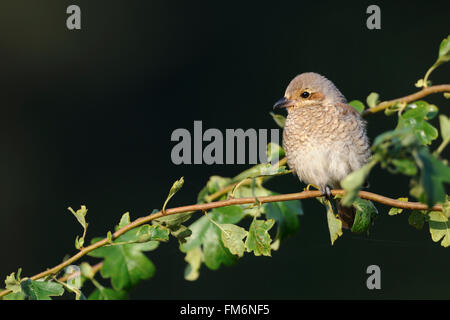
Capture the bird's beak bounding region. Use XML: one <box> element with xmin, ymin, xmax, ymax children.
<box><xmin>273</xmin><ymin>97</ymin><xmax>295</xmax><ymax>109</ymax></box>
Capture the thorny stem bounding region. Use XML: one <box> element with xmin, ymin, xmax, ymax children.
<box><xmin>0</xmin><ymin>189</ymin><xmax>443</xmax><ymax>298</ymax></box>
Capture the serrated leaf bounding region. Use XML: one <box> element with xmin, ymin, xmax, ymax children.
<box><xmin>220</xmin><ymin>224</ymin><xmax>248</xmax><ymax>257</ymax></box>
<box><xmin>415</xmin><ymin>149</ymin><xmax>450</xmax><ymax>207</ymax></box>
<box><xmin>21</xmin><ymin>279</ymin><xmax>64</xmax><ymax>300</ymax></box>
<box><xmin>245</xmin><ymin>219</ymin><xmax>275</xmax><ymax>256</ymax></box>
<box><xmin>388</xmin><ymin>198</ymin><xmax>409</xmax><ymax>216</ymax></box>
<box><xmin>366</xmin><ymin>92</ymin><xmax>379</xmax><ymax>108</ymax></box>
<box><xmin>184</xmin><ymin>247</ymin><xmax>203</xmax><ymax>281</ymax></box>
<box><xmin>4</xmin><ymin>268</ymin><xmax>22</xmax><ymax>293</ymax></box>
<box><xmin>348</xmin><ymin>100</ymin><xmax>365</xmax><ymax>113</ymax></box>
<box><xmin>88</xmin><ymin>227</ymin><xmax>159</xmax><ymax>290</ymax></box>
<box><xmin>203</xmin><ymin>222</ymin><xmax>237</xmax><ymax>269</ymax></box>
<box><xmin>269</xmin><ymin>112</ymin><xmax>286</xmax><ymax>128</ymax></box>
<box><xmin>264</xmin><ymin>197</ymin><xmax>303</xmax><ymax>242</ymax></box>
<box><xmin>428</xmin><ymin>211</ymin><xmax>450</xmax><ymax>247</ymax></box>
<box><xmin>180</xmin><ymin>206</ymin><xmax>245</xmax><ymax>273</ymax></box>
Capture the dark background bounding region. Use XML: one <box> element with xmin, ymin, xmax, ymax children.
<box><xmin>0</xmin><ymin>0</ymin><xmax>449</xmax><ymax>299</ymax></box>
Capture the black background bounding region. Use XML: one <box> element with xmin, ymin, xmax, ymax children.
<box><xmin>0</xmin><ymin>0</ymin><xmax>449</xmax><ymax>299</ymax></box>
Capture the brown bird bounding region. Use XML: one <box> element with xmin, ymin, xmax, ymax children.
<box><xmin>274</xmin><ymin>72</ymin><xmax>371</xmax><ymax>228</ymax></box>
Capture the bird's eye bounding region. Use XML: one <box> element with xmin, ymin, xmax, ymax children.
<box><xmin>301</xmin><ymin>91</ymin><xmax>310</xmax><ymax>98</ymax></box>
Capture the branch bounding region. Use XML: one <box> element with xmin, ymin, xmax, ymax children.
<box><xmin>0</xmin><ymin>189</ymin><xmax>442</xmax><ymax>298</ymax></box>
<box><xmin>362</xmin><ymin>84</ymin><xmax>450</xmax><ymax>116</ymax></box>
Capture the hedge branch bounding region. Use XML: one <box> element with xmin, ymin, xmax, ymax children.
<box><xmin>0</xmin><ymin>189</ymin><xmax>443</xmax><ymax>298</ymax></box>
<box><xmin>361</xmin><ymin>84</ymin><xmax>450</xmax><ymax>116</ymax></box>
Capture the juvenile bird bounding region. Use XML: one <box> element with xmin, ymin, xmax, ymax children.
<box><xmin>274</xmin><ymin>72</ymin><xmax>371</xmax><ymax>228</ymax></box>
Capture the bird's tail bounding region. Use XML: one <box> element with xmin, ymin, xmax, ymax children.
<box><xmin>336</xmin><ymin>199</ymin><xmax>355</xmax><ymax>230</ymax></box>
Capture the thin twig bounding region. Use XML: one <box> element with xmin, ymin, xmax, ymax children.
<box><xmin>362</xmin><ymin>84</ymin><xmax>450</xmax><ymax>116</ymax></box>
<box><xmin>0</xmin><ymin>189</ymin><xmax>442</xmax><ymax>298</ymax></box>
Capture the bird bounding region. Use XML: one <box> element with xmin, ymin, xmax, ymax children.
<box><xmin>273</xmin><ymin>72</ymin><xmax>371</xmax><ymax>229</ymax></box>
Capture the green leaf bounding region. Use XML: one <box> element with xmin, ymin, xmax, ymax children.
<box><xmin>169</xmin><ymin>224</ymin><xmax>192</xmax><ymax>244</ymax></box>
<box><xmin>68</xmin><ymin>205</ymin><xmax>88</xmax><ymax>230</ymax></box>
<box><xmin>202</xmin><ymin>222</ymin><xmax>237</xmax><ymax>269</ymax></box>
<box><xmin>162</xmin><ymin>177</ymin><xmax>184</xmax><ymax>212</ymax></box>
<box><xmin>264</xmin><ymin>198</ymin><xmax>303</xmax><ymax>242</ymax></box>
<box><xmin>4</xmin><ymin>268</ymin><xmax>22</xmax><ymax>294</ymax></box>
<box><xmin>341</xmin><ymin>160</ymin><xmax>377</xmax><ymax>206</ymax></box>
<box><xmin>117</xmin><ymin>212</ymin><xmax>130</xmax><ymax>231</ymax></box>
<box><xmin>88</xmin><ymin>287</ymin><xmax>128</xmax><ymax>300</ymax></box>
<box><xmin>366</xmin><ymin>92</ymin><xmax>379</xmax><ymax>108</ymax></box>
<box><xmin>88</xmin><ymin>228</ymin><xmax>159</xmax><ymax>290</ymax></box>
<box><xmin>402</xmin><ymin>101</ymin><xmax>438</xmax><ymax>120</ymax></box>
<box><xmin>351</xmin><ymin>198</ymin><xmax>378</xmax><ymax>233</ymax></box>
<box><xmin>391</xmin><ymin>159</ymin><xmax>417</xmax><ymax>176</ymax></box>
<box><xmin>437</xmin><ymin>35</ymin><xmax>450</xmax><ymax>63</ymax></box>
<box><xmin>184</xmin><ymin>247</ymin><xmax>203</xmax><ymax>281</ymax></box>
<box><xmin>397</xmin><ymin>102</ymin><xmax>439</xmax><ymax>145</ymax></box>
<box><xmin>153</xmin><ymin>212</ymin><xmax>192</xmax><ymax>229</ymax></box>
<box><xmin>197</xmin><ymin>176</ymin><xmax>232</xmax><ymax>202</ymax></box>
<box><xmin>68</xmin><ymin>205</ymin><xmax>88</xmax><ymax>248</ymax></box>
<box><xmin>439</xmin><ymin>114</ymin><xmax>450</xmax><ymax>141</ymax></box>
<box><xmin>428</xmin><ymin>211</ymin><xmax>450</xmax><ymax>247</ymax></box>
<box><xmin>415</xmin><ymin>149</ymin><xmax>450</xmax><ymax>207</ymax></box>
<box><xmin>135</xmin><ymin>224</ymin><xmax>170</xmax><ymax>243</ymax></box>
<box><xmin>180</xmin><ymin>206</ymin><xmax>246</xmax><ymax>273</ymax></box>
<box><xmin>21</xmin><ymin>279</ymin><xmax>64</xmax><ymax>300</ymax></box>
<box><xmin>180</xmin><ymin>215</ymin><xmax>211</xmax><ymax>253</ymax></box>
<box><xmin>3</xmin><ymin>291</ymin><xmax>26</xmax><ymax>300</ymax></box>
<box><xmin>415</xmin><ymin>79</ymin><xmax>425</xmax><ymax>88</ymax></box>
<box><xmin>269</xmin><ymin>112</ymin><xmax>286</xmax><ymax>128</ymax></box>
<box><xmin>266</xmin><ymin>142</ymin><xmax>285</xmax><ymax>163</ymax></box>
<box><xmin>348</xmin><ymin>100</ymin><xmax>365</xmax><ymax>113</ymax></box>
<box><xmin>409</xmin><ymin>211</ymin><xmax>426</xmax><ymax>230</ymax></box>
<box><xmin>326</xmin><ymin>202</ymin><xmax>343</xmax><ymax>245</ymax></box>
<box><xmin>388</xmin><ymin>198</ymin><xmax>408</xmax><ymax>216</ymax></box>
<box><xmin>245</xmin><ymin>219</ymin><xmax>275</xmax><ymax>256</ymax></box>
<box><xmin>220</xmin><ymin>224</ymin><xmax>248</xmax><ymax>257</ymax></box>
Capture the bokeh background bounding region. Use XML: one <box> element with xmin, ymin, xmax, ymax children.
<box><xmin>0</xmin><ymin>0</ymin><xmax>449</xmax><ymax>299</ymax></box>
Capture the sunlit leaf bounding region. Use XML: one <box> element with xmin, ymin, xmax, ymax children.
<box><xmin>348</xmin><ymin>100</ymin><xmax>365</xmax><ymax>113</ymax></box>
<box><xmin>428</xmin><ymin>211</ymin><xmax>450</xmax><ymax>247</ymax></box>
<box><xmin>388</xmin><ymin>198</ymin><xmax>408</xmax><ymax>215</ymax></box>
<box><xmin>220</xmin><ymin>224</ymin><xmax>248</xmax><ymax>257</ymax></box>
<box><xmin>245</xmin><ymin>219</ymin><xmax>275</xmax><ymax>256</ymax></box>
<box><xmin>184</xmin><ymin>247</ymin><xmax>203</xmax><ymax>281</ymax></box>
<box><xmin>366</xmin><ymin>92</ymin><xmax>379</xmax><ymax>108</ymax></box>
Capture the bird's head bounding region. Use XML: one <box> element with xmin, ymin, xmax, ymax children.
<box><xmin>273</xmin><ymin>72</ymin><xmax>347</xmax><ymax>111</ymax></box>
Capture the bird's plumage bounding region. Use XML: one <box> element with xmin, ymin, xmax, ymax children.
<box><xmin>276</xmin><ymin>72</ymin><xmax>371</xmax><ymax>228</ymax></box>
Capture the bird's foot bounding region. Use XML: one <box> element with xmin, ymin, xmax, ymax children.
<box><xmin>321</xmin><ymin>185</ymin><xmax>333</xmax><ymax>200</ymax></box>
